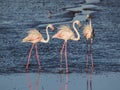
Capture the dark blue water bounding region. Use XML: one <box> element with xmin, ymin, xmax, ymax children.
<box><xmin>0</xmin><ymin>0</ymin><xmax>120</xmax><ymax>74</ymax></box>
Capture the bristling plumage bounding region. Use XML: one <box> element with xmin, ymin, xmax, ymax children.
<box><xmin>83</xmin><ymin>24</ymin><xmax>93</xmax><ymax>40</ymax></box>
<box><xmin>58</xmin><ymin>25</ymin><xmax>71</xmax><ymax>31</ymax></box>
<box><xmin>22</xmin><ymin>29</ymin><xmax>42</xmax><ymax>43</ymax></box>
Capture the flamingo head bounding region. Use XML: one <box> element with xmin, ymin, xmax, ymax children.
<box><xmin>86</xmin><ymin>14</ymin><xmax>91</xmax><ymax>22</ymax></box>
<box><xmin>48</xmin><ymin>24</ymin><xmax>54</xmax><ymax>31</ymax></box>
<box><xmin>74</xmin><ymin>20</ymin><xmax>82</xmax><ymax>28</ymax></box>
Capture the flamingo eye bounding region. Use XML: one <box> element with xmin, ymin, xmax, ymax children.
<box><xmin>48</xmin><ymin>24</ymin><xmax>54</xmax><ymax>31</ymax></box>
<box><xmin>75</xmin><ymin>20</ymin><xmax>82</xmax><ymax>27</ymax></box>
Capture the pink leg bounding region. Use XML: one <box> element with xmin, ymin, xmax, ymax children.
<box><xmin>35</xmin><ymin>44</ymin><xmax>41</xmax><ymax>70</ymax></box>
<box><xmin>60</xmin><ymin>42</ymin><xmax>65</xmax><ymax>72</ymax></box>
<box><xmin>64</xmin><ymin>42</ymin><xmax>68</xmax><ymax>73</ymax></box>
<box><xmin>86</xmin><ymin>40</ymin><xmax>89</xmax><ymax>72</ymax></box>
<box><xmin>26</xmin><ymin>44</ymin><xmax>35</xmax><ymax>69</ymax></box>
<box><xmin>90</xmin><ymin>39</ymin><xmax>94</xmax><ymax>68</ymax></box>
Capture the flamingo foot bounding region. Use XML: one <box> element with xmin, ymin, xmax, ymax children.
<box><xmin>26</xmin><ymin>64</ymin><xmax>29</xmax><ymax>70</ymax></box>
<box><xmin>38</xmin><ymin>65</ymin><xmax>41</xmax><ymax>70</ymax></box>
<box><xmin>38</xmin><ymin>66</ymin><xmax>41</xmax><ymax>72</ymax></box>
<box><xmin>92</xmin><ymin>64</ymin><xmax>94</xmax><ymax>70</ymax></box>
<box><xmin>66</xmin><ymin>68</ymin><xmax>69</xmax><ymax>74</ymax></box>
<box><xmin>59</xmin><ymin>69</ymin><xmax>63</xmax><ymax>74</ymax></box>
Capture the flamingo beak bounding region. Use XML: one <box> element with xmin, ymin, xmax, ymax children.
<box><xmin>86</xmin><ymin>14</ymin><xmax>91</xmax><ymax>22</ymax></box>
<box><xmin>51</xmin><ymin>25</ymin><xmax>55</xmax><ymax>31</ymax></box>
<box><xmin>51</xmin><ymin>26</ymin><xmax>54</xmax><ymax>31</ymax></box>
<box><xmin>78</xmin><ymin>24</ymin><xmax>82</xmax><ymax>28</ymax></box>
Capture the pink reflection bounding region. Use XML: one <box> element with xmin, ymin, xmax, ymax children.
<box><xmin>60</xmin><ymin>74</ymin><xmax>62</xmax><ymax>90</ymax></box>
<box><xmin>86</xmin><ymin>67</ymin><xmax>93</xmax><ymax>90</ymax></box>
<box><xmin>26</xmin><ymin>70</ymin><xmax>40</xmax><ymax>90</ymax></box>
<box><xmin>90</xmin><ymin>67</ymin><xmax>94</xmax><ymax>90</ymax></box>
<box><xmin>65</xmin><ymin>74</ymin><xmax>68</xmax><ymax>90</ymax></box>
<box><xmin>59</xmin><ymin>73</ymin><xmax>68</xmax><ymax>90</ymax></box>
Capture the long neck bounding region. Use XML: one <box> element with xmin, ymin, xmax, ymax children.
<box><xmin>72</xmin><ymin>22</ymin><xmax>80</xmax><ymax>41</ymax></box>
<box><xmin>41</xmin><ymin>26</ymin><xmax>50</xmax><ymax>43</ymax></box>
<box><xmin>89</xmin><ymin>18</ymin><xmax>92</xmax><ymax>29</ymax></box>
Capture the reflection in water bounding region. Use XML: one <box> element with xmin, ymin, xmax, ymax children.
<box><xmin>26</xmin><ymin>70</ymin><xmax>40</xmax><ymax>90</ymax></box>
<box><xmin>60</xmin><ymin>74</ymin><xmax>62</xmax><ymax>90</ymax></box>
<box><xmin>86</xmin><ymin>66</ymin><xmax>94</xmax><ymax>90</ymax></box>
<box><xmin>60</xmin><ymin>73</ymin><xmax>68</xmax><ymax>90</ymax></box>
<box><xmin>65</xmin><ymin>74</ymin><xmax>68</xmax><ymax>90</ymax></box>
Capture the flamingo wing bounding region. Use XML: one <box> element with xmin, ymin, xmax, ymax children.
<box><xmin>53</xmin><ymin>25</ymin><xmax>74</xmax><ymax>40</ymax></box>
<box><xmin>22</xmin><ymin>29</ymin><xmax>43</xmax><ymax>43</ymax></box>
<box><xmin>83</xmin><ymin>25</ymin><xmax>92</xmax><ymax>39</ymax></box>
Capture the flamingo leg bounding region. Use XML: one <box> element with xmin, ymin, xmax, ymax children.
<box><xmin>35</xmin><ymin>44</ymin><xmax>41</xmax><ymax>70</ymax></box>
<box><xmin>26</xmin><ymin>44</ymin><xmax>35</xmax><ymax>70</ymax></box>
<box><xmin>90</xmin><ymin>39</ymin><xmax>94</xmax><ymax>68</ymax></box>
<box><xmin>86</xmin><ymin>40</ymin><xmax>89</xmax><ymax>71</ymax></box>
<box><xmin>60</xmin><ymin>42</ymin><xmax>66</xmax><ymax>72</ymax></box>
<box><xmin>64</xmin><ymin>42</ymin><xmax>68</xmax><ymax>73</ymax></box>
<box><xmin>86</xmin><ymin>40</ymin><xmax>89</xmax><ymax>90</ymax></box>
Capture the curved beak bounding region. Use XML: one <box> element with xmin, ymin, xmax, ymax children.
<box><xmin>78</xmin><ymin>23</ymin><xmax>82</xmax><ymax>28</ymax></box>
<box><xmin>51</xmin><ymin>25</ymin><xmax>55</xmax><ymax>31</ymax></box>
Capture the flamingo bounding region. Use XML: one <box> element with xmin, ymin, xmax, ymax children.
<box><xmin>52</xmin><ymin>20</ymin><xmax>82</xmax><ymax>73</ymax></box>
<box><xmin>48</xmin><ymin>10</ymin><xmax>52</xmax><ymax>18</ymax></box>
<box><xmin>83</xmin><ymin>14</ymin><xmax>95</xmax><ymax>68</ymax></box>
<box><xmin>22</xmin><ymin>24</ymin><xmax>54</xmax><ymax>70</ymax></box>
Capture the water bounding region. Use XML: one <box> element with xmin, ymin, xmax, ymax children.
<box><xmin>0</xmin><ymin>0</ymin><xmax>120</xmax><ymax>90</ymax></box>
<box><xmin>0</xmin><ymin>0</ymin><xmax>120</xmax><ymax>74</ymax></box>
<box><xmin>0</xmin><ymin>72</ymin><xmax>120</xmax><ymax>90</ymax></box>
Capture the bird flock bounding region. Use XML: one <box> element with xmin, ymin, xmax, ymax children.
<box><xmin>22</xmin><ymin>14</ymin><xmax>94</xmax><ymax>73</ymax></box>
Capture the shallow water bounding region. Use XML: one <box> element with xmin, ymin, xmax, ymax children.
<box><xmin>0</xmin><ymin>0</ymin><xmax>120</xmax><ymax>90</ymax></box>
<box><xmin>0</xmin><ymin>72</ymin><xmax>120</xmax><ymax>90</ymax></box>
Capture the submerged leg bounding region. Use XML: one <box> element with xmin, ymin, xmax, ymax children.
<box><xmin>26</xmin><ymin>44</ymin><xmax>35</xmax><ymax>70</ymax></box>
<box><xmin>60</xmin><ymin>42</ymin><xmax>66</xmax><ymax>73</ymax></box>
<box><xmin>35</xmin><ymin>44</ymin><xmax>41</xmax><ymax>70</ymax></box>
<box><xmin>64</xmin><ymin>42</ymin><xmax>68</xmax><ymax>73</ymax></box>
